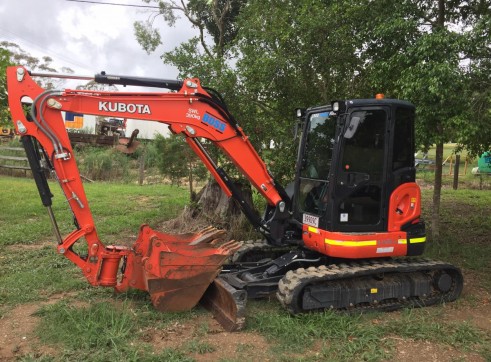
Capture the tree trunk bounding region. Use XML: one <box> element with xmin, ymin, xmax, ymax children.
<box><xmin>430</xmin><ymin>0</ymin><xmax>446</xmax><ymax>242</ymax></box>
<box><xmin>138</xmin><ymin>151</ymin><xmax>145</xmax><ymax>186</ymax></box>
<box><xmin>194</xmin><ymin>179</ymin><xmax>254</xmax><ymax>221</ymax></box>
<box><xmin>432</xmin><ymin>142</ymin><xmax>444</xmax><ymax>240</ymax></box>
<box><xmin>188</xmin><ymin>160</ymin><xmax>195</xmax><ymax>202</ymax></box>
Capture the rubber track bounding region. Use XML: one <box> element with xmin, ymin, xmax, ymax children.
<box><xmin>277</xmin><ymin>258</ymin><xmax>463</xmax><ymax>314</ymax></box>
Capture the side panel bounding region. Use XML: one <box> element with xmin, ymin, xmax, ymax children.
<box><xmin>302</xmin><ymin>225</ymin><xmax>408</xmax><ymax>258</ymax></box>
<box><xmin>387</xmin><ymin>182</ymin><xmax>421</xmax><ymax>232</ymax></box>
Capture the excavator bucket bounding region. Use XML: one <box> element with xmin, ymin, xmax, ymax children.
<box><xmin>128</xmin><ymin>225</ymin><xmax>242</xmax><ymax>316</ymax></box>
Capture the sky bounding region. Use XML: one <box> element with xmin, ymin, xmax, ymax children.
<box><xmin>0</xmin><ymin>0</ymin><xmax>197</xmax><ymax>137</ymax></box>
<box><xmin>0</xmin><ymin>0</ymin><xmax>195</xmax><ymax>81</ymax></box>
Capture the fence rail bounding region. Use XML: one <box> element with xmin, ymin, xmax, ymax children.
<box><xmin>0</xmin><ymin>147</ymin><xmax>31</xmax><ymax>175</ymax></box>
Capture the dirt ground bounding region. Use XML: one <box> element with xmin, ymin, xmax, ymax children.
<box><xmin>0</xmin><ymin>268</ymin><xmax>490</xmax><ymax>362</ymax></box>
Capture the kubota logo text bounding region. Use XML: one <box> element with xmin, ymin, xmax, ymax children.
<box><xmin>99</xmin><ymin>101</ymin><xmax>151</xmax><ymax>115</ymax></box>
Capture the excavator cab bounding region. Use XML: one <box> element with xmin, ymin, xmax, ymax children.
<box><xmin>295</xmin><ymin>99</ymin><xmax>415</xmax><ymax>231</ymax></box>
<box><xmin>292</xmin><ymin>98</ymin><xmax>425</xmax><ymax>258</ymax></box>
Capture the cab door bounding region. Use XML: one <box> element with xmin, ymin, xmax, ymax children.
<box><xmin>332</xmin><ymin>107</ymin><xmax>389</xmax><ymax>232</ymax></box>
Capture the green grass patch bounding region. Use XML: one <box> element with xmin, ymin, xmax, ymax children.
<box><xmin>379</xmin><ymin>308</ymin><xmax>489</xmax><ymax>357</ymax></box>
<box><xmin>1</xmin><ymin>175</ymin><xmax>491</xmax><ymax>361</ymax></box>
<box><xmin>35</xmin><ymin>301</ymin><xmax>136</xmax><ymax>350</ymax></box>
<box><xmin>0</xmin><ymin>176</ymin><xmax>189</xmax><ymax>307</ymax></box>
<box><xmin>0</xmin><ymin>176</ymin><xmax>188</xmax><ymax>245</ymax></box>
<box><xmin>421</xmin><ymin>188</ymin><xmax>491</xmax><ymax>280</ymax></box>
<box><xmin>246</xmin><ymin>300</ymin><xmax>490</xmax><ymax>361</ymax></box>
<box><xmin>34</xmin><ymin>300</ymin><xmax>198</xmax><ymax>362</ymax></box>
<box><xmin>185</xmin><ymin>339</ymin><xmax>216</xmax><ymax>354</ymax></box>
<box><xmin>0</xmin><ymin>245</ymin><xmax>85</xmax><ymax>305</ymax></box>
<box><xmin>246</xmin><ymin>300</ymin><xmax>391</xmax><ymax>361</ymax></box>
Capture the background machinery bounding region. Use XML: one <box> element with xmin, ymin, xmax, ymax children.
<box><xmin>6</xmin><ymin>66</ymin><xmax>463</xmax><ymax>331</ymax></box>
<box><xmin>96</xmin><ymin>117</ymin><xmax>126</xmax><ymax>137</ymax></box>
<box><xmin>0</xmin><ymin>126</ymin><xmax>15</xmax><ymax>138</ymax></box>
<box><xmin>472</xmin><ymin>151</ymin><xmax>491</xmax><ymax>175</ymax></box>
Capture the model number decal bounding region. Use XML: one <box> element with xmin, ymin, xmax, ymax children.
<box><xmin>202</xmin><ymin>113</ymin><xmax>226</xmax><ymax>133</ymax></box>
<box><xmin>303</xmin><ymin>213</ymin><xmax>319</xmax><ymax>228</ymax></box>
<box><xmin>186</xmin><ymin>108</ymin><xmax>201</xmax><ymax>120</ymax></box>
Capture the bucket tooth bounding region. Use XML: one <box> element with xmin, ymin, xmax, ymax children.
<box><xmin>188</xmin><ymin>227</ymin><xmax>228</xmax><ymax>245</ymax></box>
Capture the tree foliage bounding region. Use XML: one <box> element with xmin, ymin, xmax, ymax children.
<box><xmin>0</xmin><ymin>47</ymin><xmax>13</xmax><ymax>127</ymax></box>
<box><xmin>134</xmin><ymin>0</ymin><xmax>244</xmax><ymax>58</ymax></box>
<box><xmin>134</xmin><ymin>0</ymin><xmax>255</xmax><ymax>181</ymax></box>
<box><xmin>354</xmin><ymin>0</ymin><xmax>490</xmax><ymax>237</ymax></box>
<box><xmin>458</xmin><ymin>6</ymin><xmax>491</xmax><ymax>156</ymax></box>
<box><xmin>1</xmin><ymin>41</ymin><xmax>74</xmax><ymax>90</ymax></box>
<box><xmin>152</xmin><ymin>134</ymin><xmax>207</xmax><ymax>199</ymax></box>
<box><xmin>1</xmin><ymin>41</ymin><xmax>57</xmax><ymax>72</ymax></box>
<box><xmin>76</xmin><ymin>80</ymin><xmax>118</xmax><ymax>92</ymax></box>
<box><xmin>234</xmin><ymin>0</ymin><xmax>368</xmax><ymax>180</ymax></box>
<box><xmin>1</xmin><ymin>41</ymin><xmax>67</xmax><ymax>127</ymax></box>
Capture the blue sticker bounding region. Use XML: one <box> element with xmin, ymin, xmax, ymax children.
<box><xmin>202</xmin><ymin>113</ymin><xmax>226</xmax><ymax>133</ymax></box>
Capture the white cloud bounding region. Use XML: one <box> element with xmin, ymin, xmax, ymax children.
<box><xmin>0</xmin><ymin>0</ymin><xmax>195</xmax><ymax>79</ymax></box>
<box><xmin>58</xmin><ymin>5</ymin><xmax>127</xmax><ymax>48</ymax></box>
<box><xmin>1</xmin><ymin>0</ymin><xmax>201</xmax><ymax>137</ymax></box>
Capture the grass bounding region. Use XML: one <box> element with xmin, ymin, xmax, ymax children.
<box><xmin>423</xmin><ymin>188</ymin><xmax>491</xmax><ymax>277</ymax></box>
<box><xmin>244</xmin><ymin>299</ymin><xmax>489</xmax><ymax>361</ymax></box>
<box><xmin>1</xmin><ymin>174</ymin><xmax>490</xmax><ymax>361</ymax></box>
<box><xmin>0</xmin><ymin>177</ymin><xmax>188</xmax><ymax>245</ymax></box>
<box><xmin>35</xmin><ymin>301</ymin><xmax>137</xmax><ymax>350</ymax></box>
<box><xmin>0</xmin><ymin>245</ymin><xmax>85</xmax><ymax>305</ymax></box>
<box><xmin>246</xmin><ymin>301</ymin><xmax>392</xmax><ymax>360</ymax></box>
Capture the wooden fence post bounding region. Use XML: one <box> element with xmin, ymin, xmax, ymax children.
<box><xmin>453</xmin><ymin>155</ymin><xmax>460</xmax><ymax>190</ymax></box>
<box><xmin>138</xmin><ymin>150</ymin><xmax>145</xmax><ymax>186</ymax></box>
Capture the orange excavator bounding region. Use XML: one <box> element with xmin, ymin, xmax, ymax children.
<box><xmin>6</xmin><ymin>66</ymin><xmax>463</xmax><ymax>331</ymax></box>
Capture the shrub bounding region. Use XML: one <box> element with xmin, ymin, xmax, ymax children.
<box><xmin>76</xmin><ymin>147</ymin><xmax>130</xmax><ymax>181</ymax></box>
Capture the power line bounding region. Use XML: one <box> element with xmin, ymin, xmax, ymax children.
<box><xmin>65</xmin><ymin>0</ymin><xmax>159</xmax><ymax>9</ymax></box>
<box><xmin>0</xmin><ymin>27</ymin><xmax>93</xmax><ymax>72</ymax></box>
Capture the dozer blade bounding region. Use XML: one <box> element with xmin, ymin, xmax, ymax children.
<box><xmin>200</xmin><ymin>277</ymin><xmax>247</xmax><ymax>332</ymax></box>
<box><xmin>128</xmin><ymin>225</ymin><xmax>241</xmax><ymax>317</ymax></box>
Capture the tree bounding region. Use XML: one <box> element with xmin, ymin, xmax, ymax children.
<box><xmin>76</xmin><ymin>81</ymin><xmax>118</xmax><ymax>92</ymax></box>
<box><xmin>152</xmin><ymin>134</ymin><xmax>207</xmax><ymax>200</ymax></box>
<box><xmin>1</xmin><ymin>41</ymin><xmax>73</xmax><ymax>90</ymax></box>
<box><xmin>0</xmin><ymin>47</ymin><xmax>13</xmax><ymax>127</ymax></box>
<box><xmin>136</xmin><ymin>0</ymin><xmax>491</xmax><ymax>239</ymax></box>
<box><xmin>134</xmin><ymin>0</ymin><xmax>245</xmax><ymax>58</ymax></box>
<box><xmin>357</xmin><ymin>0</ymin><xmax>490</xmax><ymax>239</ymax></box>
<box><xmin>234</xmin><ymin>0</ymin><xmax>367</xmax><ymax>180</ymax></box>
<box><xmin>455</xmin><ymin>6</ymin><xmax>491</xmax><ymax>157</ymax></box>
<box><xmin>135</xmin><ymin>0</ymin><xmax>257</xmax><ymax>219</ymax></box>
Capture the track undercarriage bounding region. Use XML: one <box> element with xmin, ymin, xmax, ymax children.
<box><xmin>202</xmin><ymin>241</ymin><xmax>464</xmax><ymax>331</ymax></box>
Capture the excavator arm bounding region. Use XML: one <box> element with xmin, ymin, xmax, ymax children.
<box><xmin>6</xmin><ymin>66</ymin><xmax>290</xmax><ymax>329</ymax></box>
<box><xmin>8</xmin><ymin>67</ymin><xmax>288</xmax><ymax>227</ymax></box>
